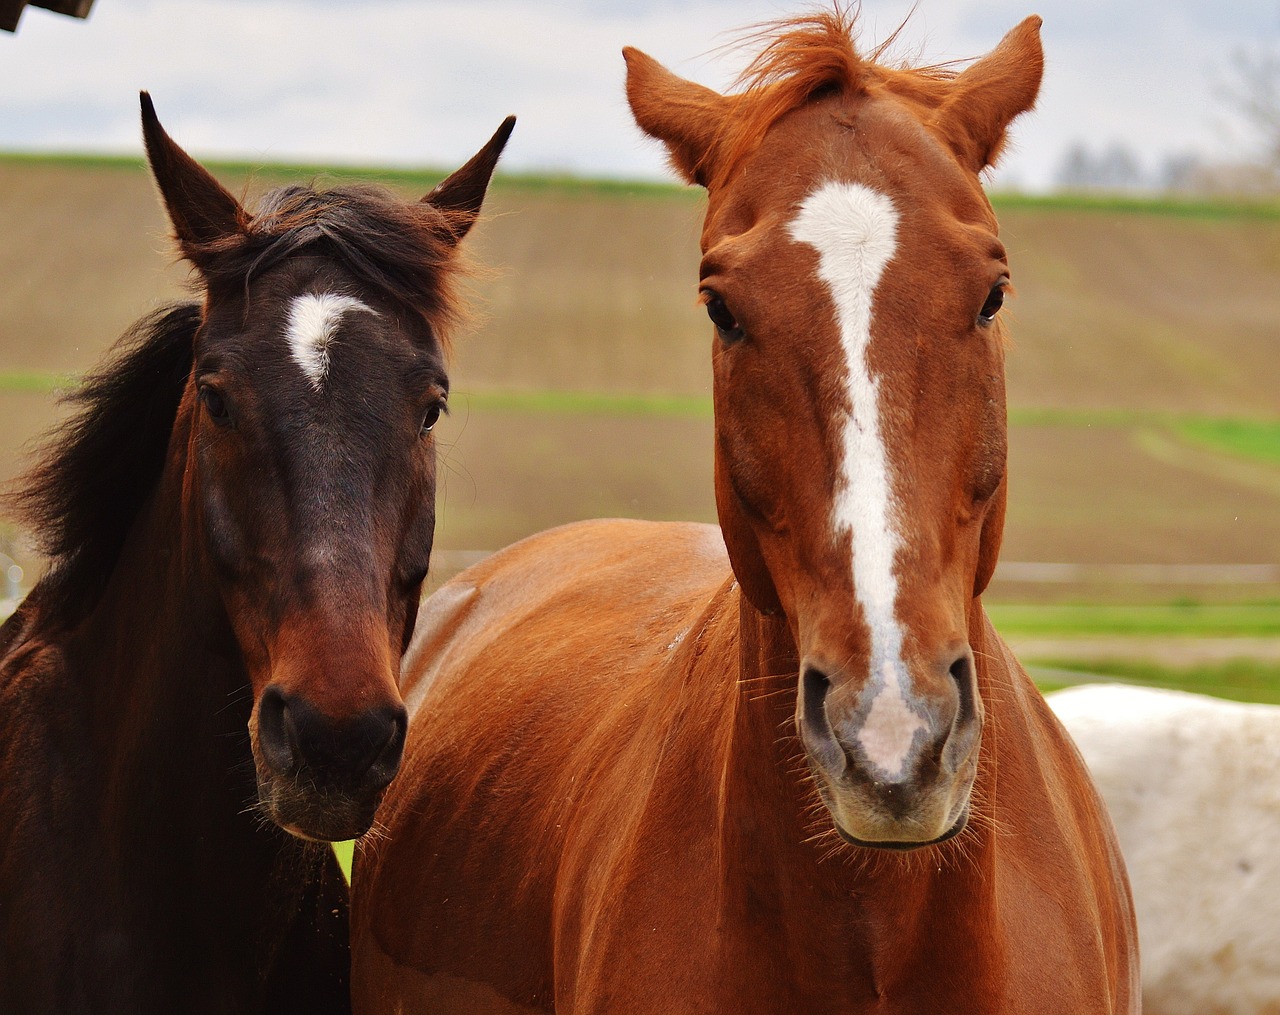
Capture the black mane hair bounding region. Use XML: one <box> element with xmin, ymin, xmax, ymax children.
<box><xmin>192</xmin><ymin>183</ymin><xmax>469</xmax><ymax>348</ymax></box>
<box><xmin>5</xmin><ymin>303</ymin><xmax>199</xmax><ymax>626</ymax></box>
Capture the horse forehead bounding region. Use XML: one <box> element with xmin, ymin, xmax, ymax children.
<box><xmin>716</xmin><ymin>92</ymin><xmax>988</xmax><ymax>247</ymax></box>
<box><xmin>787</xmin><ymin>181</ymin><xmax>898</xmax><ymax>281</ymax></box>
<box><xmin>285</xmin><ymin>291</ymin><xmax>379</xmax><ymax>390</ymax></box>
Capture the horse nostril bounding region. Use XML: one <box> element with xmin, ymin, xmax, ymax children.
<box><xmin>360</xmin><ymin>703</ymin><xmax>408</xmax><ymax>791</ymax></box>
<box><xmin>948</xmin><ymin>651</ymin><xmax>977</xmax><ymax>726</ymax></box>
<box><xmin>256</xmin><ymin>691</ymin><xmax>407</xmax><ymax>792</ymax></box>
<box><xmin>800</xmin><ymin>665</ymin><xmax>847</xmax><ymax>778</ymax></box>
<box><xmin>257</xmin><ymin>685</ymin><xmax>299</xmax><ymax>777</ymax></box>
<box><xmin>802</xmin><ymin>665</ymin><xmax>830</xmax><ymax>724</ymax></box>
<box><xmin>942</xmin><ymin>648</ymin><xmax>981</xmax><ymax>773</ymax></box>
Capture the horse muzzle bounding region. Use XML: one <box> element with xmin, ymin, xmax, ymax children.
<box><xmin>796</xmin><ymin>646</ymin><xmax>982</xmax><ymax>847</ymax></box>
<box><xmin>250</xmin><ymin>686</ymin><xmax>408</xmax><ymax>841</ymax></box>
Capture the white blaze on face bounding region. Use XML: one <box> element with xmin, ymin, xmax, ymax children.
<box><xmin>788</xmin><ymin>180</ymin><xmax>926</xmax><ymax>779</ymax></box>
<box><xmin>286</xmin><ymin>293</ymin><xmax>377</xmax><ymax>390</ymax></box>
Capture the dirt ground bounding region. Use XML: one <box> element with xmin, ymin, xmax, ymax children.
<box><xmin>1</xmin><ymin>159</ymin><xmax>1277</xmax><ymax>603</ymax></box>
<box><xmin>419</xmin><ymin>405</ymin><xmax>1280</xmax><ymax>599</ymax></box>
<box><xmin>4</xmin><ymin>160</ymin><xmax>1278</xmax><ymax>412</ymax></box>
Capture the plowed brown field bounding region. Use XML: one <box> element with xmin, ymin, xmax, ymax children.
<box><xmin>2</xmin><ymin>157</ymin><xmax>1277</xmax><ymax>603</ymax></box>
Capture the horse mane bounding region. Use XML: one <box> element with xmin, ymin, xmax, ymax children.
<box><xmin>6</xmin><ymin>303</ymin><xmax>198</xmax><ymax>625</ymax></box>
<box><xmin>188</xmin><ymin>182</ymin><xmax>470</xmax><ymax>350</ymax></box>
<box><xmin>709</xmin><ymin>7</ymin><xmax>957</xmax><ymax>189</ymax></box>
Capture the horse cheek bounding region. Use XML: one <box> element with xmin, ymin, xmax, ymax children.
<box><xmin>972</xmin><ymin>477</ymin><xmax>1006</xmax><ymax>598</ymax></box>
<box><xmin>714</xmin><ymin>453</ymin><xmax>784</xmax><ymax>616</ymax></box>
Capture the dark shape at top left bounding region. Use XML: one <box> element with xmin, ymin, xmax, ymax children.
<box><xmin>2</xmin><ymin>0</ymin><xmax>95</xmax><ymax>34</ymax></box>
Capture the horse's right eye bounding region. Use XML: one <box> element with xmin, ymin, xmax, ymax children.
<box><xmin>200</xmin><ymin>385</ymin><xmax>233</xmax><ymax>427</ymax></box>
<box><xmin>703</xmin><ymin>292</ymin><xmax>745</xmax><ymax>343</ymax></box>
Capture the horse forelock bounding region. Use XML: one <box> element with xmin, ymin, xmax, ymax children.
<box><xmin>190</xmin><ymin>183</ymin><xmax>468</xmax><ymax>356</ymax></box>
<box><xmin>706</xmin><ymin>7</ymin><xmax>957</xmax><ymax>191</ymax></box>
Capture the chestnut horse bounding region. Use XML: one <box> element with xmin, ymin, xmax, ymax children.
<box><xmin>0</xmin><ymin>96</ymin><xmax>511</xmax><ymax>1013</ymax></box>
<box><xmin>352</xmin><ymin>12</ymin><xmax>1138</xmax><ymax>1013</ymax></box>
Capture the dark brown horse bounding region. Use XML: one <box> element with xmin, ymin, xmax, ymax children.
<box><xmin>0</xmin><ymin>95</ymin><xmax>512</xmax><ymax>1014</ymax></box>
<box><xmin>352</xmin><ymin>11</ymin><xmax>1138</xmax><ymax>1014</ymax></box>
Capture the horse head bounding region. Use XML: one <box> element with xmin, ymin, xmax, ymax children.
<box><xmin>626</xmin><ymin>13</ymin><xmax>1041</xmax><ymax>847</ymax></box>
<box><xmin>141</xmin><ymin>95</ymin><xmax>513</xmax><ymax>841</ymax></box>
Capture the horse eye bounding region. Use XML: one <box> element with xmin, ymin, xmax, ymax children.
<box><xmin>199</xmin><ymin>385</ymin><xmax>233</xmax><ymax>427</ymax></box>
<box><xmin>420</xmin><ymin>400</ymin><xmax>447</xmax><ymax>436</ymax></box>
<box><xmin>703</xmin><ymin>293</ymin><xmax>745</xmax><ymax>343</ymax></box>
<box><xmin>978</xmin><ymin>284</ymin><xmax>1006</xmax><ymax>325</ymax></box>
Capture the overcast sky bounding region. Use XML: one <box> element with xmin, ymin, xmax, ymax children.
<box><xmin>2</xmin><ymin>0</ymin><xmax>1278</xmax><ymax>191</ymax></box>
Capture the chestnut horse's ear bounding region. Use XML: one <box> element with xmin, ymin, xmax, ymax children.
<box><xmin>140</xmin><ymin>92</ymin><xmax>245</xmax><ymax>257</ymax></box>
<box><xmin>423</xmin><ymin>115</ymin><xmax>516</xmax><ymax>243</ymax></box>
<box><xmin>934</xmin><ymin>16</ymin><xmax>1044</xmax><ymax>173</ymax></box>
<box><xmin>623</xmin><ymin>47</ymin><xmax>732</xmax><ymax>188</ymax></box>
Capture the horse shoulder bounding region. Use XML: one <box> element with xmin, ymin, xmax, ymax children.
<box><xmin>550</xmin><ymin>599</ymin><xmax>741</xmax><ymax>1009</ymax></box>
<box><xmin>0</xmin><ymin>613</ymin><xmax>88</xmax><ymax>857</ymax></box>
<box><xmin>976</xmin><ymin>624</ymin><xmax>1140</xmax><ymax>1012</ymax></box>
<box><xmin>0</xmin><ymin>615</ymin><xmax>106</xmax><ymax>1012</ymax></box>
<box><xmin>353</xmin><ymin>519</ymin><xmax>735</xmax><ymax>1013</ymax></box>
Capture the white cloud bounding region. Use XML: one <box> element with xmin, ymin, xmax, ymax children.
<box><xmin>1</xmin><ymin>0</ymin><xmax>1277</xmax><ymax>189</ymax></box>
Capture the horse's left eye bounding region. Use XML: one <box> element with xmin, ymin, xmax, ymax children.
<box><xmin>420</xmin><ymin>400</ymin><xmax>447</xmax><ymax>436</ymax></box>
<box><xmin>978</xmin><ymin>284</ymin><xmax>1006</xmax><ymax>326</ymax></box>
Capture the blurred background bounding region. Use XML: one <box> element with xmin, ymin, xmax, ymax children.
<box><xmin>2</xmin><ymin>0</ymin><xmax>1278</xmax><ymax>700</ymax></box>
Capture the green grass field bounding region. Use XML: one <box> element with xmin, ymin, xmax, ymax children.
<box><xmin>1030</xmin><ymin>658</ymin><xmax>1280</xmax><ymax>703</ymax></box>
<box><xmin>987</xmin><ymin>601</ymin><xmax>1280</xmax><ymax>637</ymax></box>
<box><xmin>1174</xmin><ymin>418</ymin><xmax>1280</xmax><ymax>465</ymax></box>
<box><xmin>1000</xmin><ymin>600</ymin><xmax>1280</xmax><ymax>705</ymax></box>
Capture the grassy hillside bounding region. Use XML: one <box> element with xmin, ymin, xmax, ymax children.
<box><xmin>1</xmin><ymin>154</ymin><xmax>1277</xmax><ymax>615</ymax></box>
<box><xmin>4</xmin><ymin>153</ymin><xmax>1278</xmax><ymax>411</ymax></box>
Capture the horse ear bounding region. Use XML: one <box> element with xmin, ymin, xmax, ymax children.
<box><xmin>140</xmin><ymin>92</ymin><xmax>245</xmax><ymax>257</ymax></box>
<box><xmin>423</xmin><ymin>115</ymin><xmax>516</xmax><ymax>243</ymax></box>
<box><xmin>624</xmin><ymin>47</ymin><xmax>731</xmax><ymax>188</ymax></box>
<box><xmin>934</xmin><ymin>16</ymin><xmax>1044</xmax><ymax>173</ymax></box>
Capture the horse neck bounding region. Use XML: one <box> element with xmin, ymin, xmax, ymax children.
<box><xmin>716</xmin><ymin>594</ymin><xmax>1006</xmax><ymax>997</ymax></box>
<box><xmin>65</xmin><ymin>413</ymin><xmax>253</xmax><ymax>840</ymax></box>
<box><xmin>44</xmin><ymin>409</ymin><xmax>337</xmax><ymax>1006</ymax></box>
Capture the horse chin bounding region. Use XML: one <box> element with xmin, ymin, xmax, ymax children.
<box><xmin>810</xmin><ymin>766</ymin><xmax>977</xmax><ymax>852</ymax></box>
<box><xmin>254</xmin><ymin>771</ymin><xmax>384</xmax><ymax>842</ymax></box>
<box><xmin>832</xmin><ymin>804</ymin><xmax>971</xmax><ymax>852</ymax></box>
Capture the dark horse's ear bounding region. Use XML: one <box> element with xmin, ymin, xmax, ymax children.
<box><xmin>140</xmin><ymin>92</ymin><xmax>246</xmax><ymax>261</ymax></box>
<box><xmin>933</xmin><ymin>17</ymin><xmax>1044</xmax><ymax>173</ymax></box>
<box><xmin>623</xmin><ymin>47</ymin><xmax>731</xmax><ymax>188</ymax></box>
<box><xmin>423</xmin><ymin>115</ymin><xmax>516</xmax><ymax>243</ymax></box>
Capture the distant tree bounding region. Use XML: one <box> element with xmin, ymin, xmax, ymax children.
<box><xmin>1096</xmin><ymin>144</ymin><xmax>1143</xmax><ymax>191</ymax></box>
<box><xmin>1160</xmin><ymin>153</ymin><xmax>1203</xmax><ymax>193</ymax></box>
<box><xmin>1055</xmin><ymin>142</ymin><xmax>1096</xmax><ymax>190</ymax></box>
<box><xmin>1054</xmin><ymin>141</ymin><xmax>1149</xmax><ymax>193</ymax></box>
<box><xmin>1222</xmin><ymin>46</ymin><xmax>1280</xmax><ymax>171</ymax></box>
